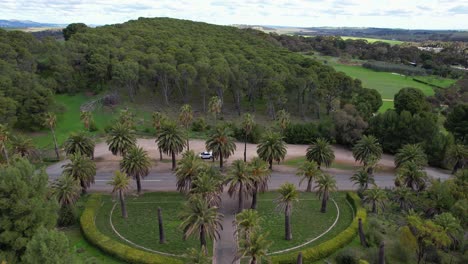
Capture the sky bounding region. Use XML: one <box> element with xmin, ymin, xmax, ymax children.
<box><xmin>1</xmin><ymin>0</ymin><xmax>468</xmax><ymax>30</ymax></box>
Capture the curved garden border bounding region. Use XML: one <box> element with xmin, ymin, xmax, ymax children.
<box><xmin>270</xmin><ymin>192</ymin><xmax>367</xmax><ymax>264</ymax></box>
<box><xmin>80</xmin><ymin>194</ymin><xmax>183</xmax><ymax>264</ymax></box>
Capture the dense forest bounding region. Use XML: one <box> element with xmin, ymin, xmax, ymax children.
<box><xmin>271</xmin><ymin>34</ymin><xmax>467</xmax><ymax>78</ymax></box>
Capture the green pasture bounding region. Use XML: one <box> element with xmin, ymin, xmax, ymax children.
<box><xmin>340</xmin><ymin>36</ymin><xmax>403</xmax><ymax>45</ymax></box>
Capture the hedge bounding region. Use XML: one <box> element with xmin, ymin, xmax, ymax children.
<box><xmin>271</xmin><ymin>192</ymin><xmax>367</xmax><ymax>264</ymax></box>
<box><xmin>80</xmin><ymin>194</ymin><xmax>183</xmax><ymax>264</ymax></box>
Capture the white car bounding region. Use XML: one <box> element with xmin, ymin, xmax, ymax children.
<box><xmin>199</xmin><ymin>151</ymin><xmax>213</xmax><ymax>160</ymax></box>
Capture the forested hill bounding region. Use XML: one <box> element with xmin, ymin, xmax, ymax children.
<box><xmin>1</xmin><ymin>17</ymin><xmax>374</xmax><ymax>131</ymax></box>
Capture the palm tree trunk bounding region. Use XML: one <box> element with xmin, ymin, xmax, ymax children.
<box><xmin>157</xmin><ymin>207</ymin><xmax>165</xmax><ymax>244</ymax></box>
<box><xmin>358</xmin><ymin>218</ymin><xmax>368</xmax><ymax>247</ymax></box>
<box><xmin>251</xmin><ymin>183</ymin><xmax>258</xmax><ymax>209</ymax></box>
<box><xmin>51</xmin><ymin>129</ymin><xmax>60</xmax><ymax>160</ymax></box>
<box><xmin>320</xmin><ymin>192</ymin><xmax>327</xmax><ymax>213</ymax></box>
<box><xmin>159</xmin><ymin>146</ymin><xmax>163</xmax><ymax>161</ymax></box>
<box><xmin>80</xmin><ymin>180</ymin><xmax>87</xmax><ymax>195</ymax></box>
<box><xmin>452</xmin><ymin>160</ymin><xmax>462</xmax><ymax>174</ymax></box>
<box><xmin>119</xmin><ymin>190</ymin><xmax>127</xmax><ymax>218</ymax></box>
<box><xmin>372</xmin><ymin>201</ymin><xmax>377</xmax><ymax>213</ymax></box>
<box><xmin>307</xmin><ymin>178</ymin><xmax>312</xmax><ymax>192</ymax></box>
<box><xmin>269</xmin><ymin>159</ymin><xmax>273</xmax><ymax>170</ymax></box>
<box><xmin>244</xmin><ymin>135</ymin><xmax>247</xmax><ymax>162</ymax></box>
<box><xmin>238</xmin><ymin>182</ymin><xmax>244</xmax><ymax>213</ymax></box>
<box><xmin>220</xmin><ymin>152</ymin><xmax>224</xmax><ymax>168</ymax></box>
<box><xmin>136</xmin><ymin>174</ymin><xmax>142</xmax><ymax>194</ymax></box>
<box><xmin>285</xmin><ymin>205</ymin><xmax>292</xmax><ymax>240</ymax></box>
<box><xmin>2</xmin><ymin>145</ymin><xmax>9</xmax><ymax>165</ymax></box>
<box><xmin>297</xmin><ymin>252</ymin><xmax>303</xmax><ymax>264</ymax></box>
<box><xmin>187</xmin><ymin>138</ymin><xmax>190</xmax><ymax>151</ymax></box>
<box><xmin>200</xmin><ymin>225</ymin><xmax>207</xmax><ymax>254</ymax></box>
<box><xmin>378</xmin><ymin>241</ymin><xmax>385</xmax><ymax>264</ymax></box>
<box><xmin>250</xmin><ymin>257</ymin><xmax>257</xmax><ymax>264</ymax></box>
<box><xmin>171</xmin><ymin>151</ymin><xmax>176</xmax><ymax>170</ymax></box>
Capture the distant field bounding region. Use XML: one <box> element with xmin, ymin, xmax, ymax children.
<box><xmin>340</xmin><ymin>36</ymin><xmax>403</xmax><ymax>45</ymax></box>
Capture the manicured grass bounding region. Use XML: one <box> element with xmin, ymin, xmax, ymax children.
<box><xmin>340</xmin><ymin>36</ymin><xmax>404</xmax><ymax>45</ymax></box>
<box><xmin>283</xmin><ymin>157</ymin><xmax>358</xmax><ymax>171</ymax></box>
<box><xmin>379</xmin><ymin>100</ymin><xmax>394</xmax><ymax>112</ymax></box>
<box><xmin>256</xmin><ymin>192</ymin><xmax>353</xmax><ymax>252</ymax></box>
<box><xmin>413</xmin><ymin>76</ymin><xmax>457</xmax><ymax>88</ymax></box>
<box><xmin>96</xmin><ymin>192</ymin><xmax>213</xmax><ymax>255</ymax></box>
<box><xmin>61</xmin><ymin>226</ymin><xmax>124</xmax><ymax>264</ymax></box>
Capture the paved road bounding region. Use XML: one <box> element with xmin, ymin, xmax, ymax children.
<box><xmin>214</xmin><ymin>192</ymin><xmax>239</xmax><ymax>264</ymax></box>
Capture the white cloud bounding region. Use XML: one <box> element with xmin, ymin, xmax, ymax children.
<box><xmin>0</xmin><ymin>0</ymin><xmax>467</xmax><ymax>29</ymax></box>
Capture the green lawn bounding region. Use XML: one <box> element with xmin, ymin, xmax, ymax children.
<box><xmin>257</xmin><ymin>192</ymin><xmax>353</xmax><ymax>252</ymax></box>
<box><xmin>413</xmin><ymin>76</ymin><xmax>457</xmax><ymax>88</ymax></box>
<box><xmin>62</xmin><ymin>226</ymin><xmax>124</xmax><ymax>264</ymax></box>
<box><xmin>96</xmin><ymin>192</ymin><xmax>212</xmax><ymax>255</ymax></box>
<box><xmin>340</xmin><ymin>36</ymin><xmax>403</xmax><ymax>45</ymax></box>
<box><xmin>379</xmin><ymin>100</ymin><xmax>395</xmax><ymax>113</ymax></box>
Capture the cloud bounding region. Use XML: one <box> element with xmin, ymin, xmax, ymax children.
<box><xmin>447</xmin><ymin>5</ymin><xmax>468</xmax><ymax>14</ymax></box>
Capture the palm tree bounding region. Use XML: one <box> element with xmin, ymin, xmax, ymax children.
<box><xmin>80</xmin><ymin>111</ymin><xmax>93</xmax><ymax>131</ymax></box>
<box><xmin>179</xmin><ymin>104</ymin><xmax>193</xmax><ymax>150</ymax></box>
<box><xmin>51</xmin><ymin>175</ymin><xmax>81</xmax><ymax>207</ymax></box>
<box><xmin>314</xmin><ymin>173</ymin><xmax>337</xmax><ymax>213</ymax></box>
<box><xmin>10</xmin><ymin>134</ymin><xmax>36</xmax><ymax>159</ymax></box>
<box><xmin>63</xmin><ymin>132</ymin><xmax>95</xmax><ymax>159</ymax></box>
<box><xmin>350</xmin><ymin>169</ymin><xmax>375</xmax><ymax>193</ymax></box>
<box><xmin>296</xmin><ymin>161</ymin><xmax>322</xmax><ymax>192</ymax></box>
<box><xmin>446</xmin><ymin>144</ymin><xmax>468</xmax><ymax>174</ymax></box>
<box><xmin>242</xmin><ymin>113</ymin><xmax>255</xmax><ymax>162</ymax></box>
<box><xmin>306</xmin><ymin>138</ymin><xmax>335</xmax><ymax>169</ymax></box>
<box><xmin>0</xmin><ymin>124</ymin><xmax>10</xmax><ymax>164</ymax></box>
<box><xmin>234</xmin><ymin>209</ymin><xmax>261</xmax><ymax>240</ymax></box>
<box><xmin>157</xmin><ymin>121</ymin><xmax>187</xmax><ymax>170</ymax></box>
<box><xmin>276</xmin><ymin>109</ymin><xmax>290</xmax><ymax>133</ymax></box>
<box><xmin>205</xmin><ymin>125</ymin><xmax>236</xmax><ymax>169</ymax></box>
<box><xmin>433</xmin><ymin>212</ymin><xmax>463</xmax><ymax>248</ymax></box>
<box><xmin>120</xmin><ymin>146</ymin><xmax>151</xmax><ymax>194</ymax></box>
<box><xmin>184</xmin><ymin>246</ymin><xmax>212</xmax><ymax>264</ymax></box>
<box><xmin>152</xmin><ymin>111</ymin><xmax>168</xmax><ymax>161</ymax></box>
<box><xmin>276</xmin><ymin>182</ymin><xmax>299</xmax><ymax>240</ymax></box>
<box><xmin>235</xmin><ymin>230</ymin><xmax>272</xmax><ymax>264</ymax></box>
<box><xmin>179</xmin><ymin>196</ymin><xmax>223</xmax><ymax>253</ymax></box>
<box><xmin>257</xmin><ymin>131</ymin><xmax>287</xmax><ymax>169</ymax></box>
<box><xmin>175</xmin><ymin>150</ymin><xmax>202</xmax><ymax>193</ymax></box>
<box><xmin>118</xmin><ymin>109</ymin><xmax>135</xmax><ymax>128</ymax></box>
<box><xmin>395</xmin><ymin>161</ymin><xmax>428</xmax><ymax>191</ymax></box>
<box><xmin>106</xmin><ymin>123</ymin><xmax>137</xmax><ymax>157</ymax></box>
<box><xmin>43</xmin><ymin>112</ymin><xmax>60</xmax><ymax>160</ymax></box>
<box><xmin>208</xmin><ymin>96</ymin><xmax>222</xmax><ymax>124</ymax></box>
<box><xmin>363</xmin><ymin>187</ymin><xmax>387</xmax><ymax>213</ymax></box>
<box><xmin>62</xmin><ymin>152</ymin><xmax>96</xmax><ymax>194</ymax></box>
<box><xmin>391</xmin><ymin>187</ymin><xmax>414</xmax><ymax>211</ymax></box>
<box><xmin>394</xmin><ymin>144</ymin><xmax>427</xmax><ymax>168</ymax></box>
<box><xmin>190</xmin><ymin>166</ymin><xmax>224</xmax><ymax>207</ymax></box>
<box><xmin>249</xmin><ymin>157</ymin><xmax>270</xmax><ymax>209</ymax></box>
<box><xmin>227</xmin><ymin>159</ymin><xmax>254</xmax><ymax>213</ymax></box>
<box><xmin>352</xmin><ymin>135</ymin><xmax>382</xmax><ymax>174</ymax></box>
<box><xmin>108</xmin><ymin>171</ymin><xmax>131</xmax><ymax>218</ymax></box>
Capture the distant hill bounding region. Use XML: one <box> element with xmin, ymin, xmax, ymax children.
<box><xmin>0</xmin><ymin>19</ymin><xmax>65</xmax><ymax>28</ymax></box>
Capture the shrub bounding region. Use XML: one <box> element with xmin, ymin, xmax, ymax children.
<box><xmin>57</xmin><ymin>206</ymin><xmax>78</xmax><ymax>227</ymax></box>
<box><xmin>233</xmin><ymin>123</ymin><xmax>265</xmax><ymax>144</ymax></box>
<box><xmin>89</xmin><ymin>120</ymin><xmax>98</xmax><ymax>132</ymax></box>
<box><xmin>192</xmin><ymin>117</ymin><xmax>208</xmax><ymax>132</ymax></box>
<box><xmin>80</xmin><ymin>195</ymin><xmax>183</xmax><ymax>264</ymax></box>
<box><xmin>283</xmin><ymin>123</ymin><xmax>320</xmax><ymax>144</ymax></box>
<box><xmin>335</xmin><ymin>248</ymin><xmax>360</xmax><ymax>264</ymax></box>
<box><xmin>271</xmin><ymin>192</ymin><xmax>366</xmax><ymax>264</ymax></box>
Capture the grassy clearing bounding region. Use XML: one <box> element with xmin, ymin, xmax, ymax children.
<box><xmin>340</xmin><ymin>36</ymin><xmax>403</xmax><ymax>45</ymax></box>
<box><xmin>96</xmin><ymin>192</ymin><xmax>213</xmax><ymax>255</ymax></box>
<box><xmin>379</xmin><ymin>100</ymin><xmax>395</xmax><ymax>112</ymax></box>
<box><xmin>257</xmin><ymin>192</ymin><xmax>353</xmax><ymax>252</ymax></box>
<box><xmin>283</xmin><ymin>156</ymin><xmax>358</xmax><ymax>171</ymax></box>
<box><xmin>413</xmin><ymin>76</ymin><xmax>457</xmax><ymax>88</ymax></box>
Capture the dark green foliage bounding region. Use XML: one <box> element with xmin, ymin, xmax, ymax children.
<box><xmin>0</xmin><ymin>158</ymin><xmax>58</xmax><ymax>262</ymax></box>
<box><xmin>394</xmin><ymin>87</ymin><xmax>430</xmax><ymax>115</ymax></box>
<box><xmin>57</xmin><ymin>205</ymin><xmax>78</xmax><ymax>227</ymax></box>
<box><xmin>233</xmin><ymin>123</ymin><xmax>264</xmax><ymax>144</ymax></box>
<box><xmin>332</xmin><ymin>105</ymin><xmax>368</xmax><ymax>146</ymax></box>
<box><xmin>353</xmin><ymin>88</ymin><xmax>382</xmax><ymax>119</ymax></box>
<box><xmin>283</xmin><ymin>123</ymin><xmax>320</xmax><ymax>144</ymax></box>
<box><xmin>335</xmin><ymin>248</ymin><xmax>360</xmax><ymax>264</ymax></box>
<box><xmin>22</xmin><ymin>227</ymin><xmax>72</xmax><ymax>264</ymax></box>
<box><xmin>445</xmin><ymin>104</ymin><xmax>468</xmax><ymax>144</ymax></box>
<box><xmin>191</xmin><ymin>117</ymin><xmax>208</xmax><ymax>132</ymax></box>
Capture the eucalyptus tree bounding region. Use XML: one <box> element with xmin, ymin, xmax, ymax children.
<box><xmin>61</xmin><ymin>153</ymin><xmax>96</xmax><ymax>194</ymax></box>
<box><xmin>257</xmin><ymin>131</ymin><xmax>287</xmax><ymax>169</ymax></box>
<box><xmin>446</xmin><ymin>144</ymin><xmax>468</xmax><ymax>174</ymax></box>
<box><xmin>352</xmin><ymin>135</ymin><xmax>382</xmax><ymax>174</ymax></box>
<box><xmin>120</xmin><ymin>146</ymin><xmax>151</xmax><ymax>194</ymax></box>
<box><xmin>296</xmin><ymin>161</ymin><xmax>321</xmax><ymax>192</ymax></box>
<box><xmin>63</xmin><ymin>132</ymin><xmax>95</xmax><ymax>159</ymax></box>
<box><xmin>176</xmin><ymin>150</ymin><xmax>202</xmax><ymax>193</ymax></box>
<box><xmin>106</xmin><ymin>123</ymin><xmax>137</xmax><ymax>157</ymax></box>
<box><xmin>206</xmin><ymin>125</ymin><xmax>236</xmax><ymax>169</ymax></box>
<box><xmin>157</xmin><ymin>121</ymin><xmax>187</xmax><ymax>170</ymax></box>
<box><xmin>306</xmin><ymin>138</ymin><xmax>335</xmax><ymax>170</ymax></box>
<box><xmin>242</xmin><ymin>113</ymin><xmax>255</xmax><ymax>162</ymax></box>
<box><xmin>43</xmin><ymin>112</ymin><xmax>60</xmax><ymax>160</ymax></box>
<box><xmin>0</xmin><ymin>124</ymin><xmax>9</xmax><ymax>164</ymax></box>
<box><xmin>249</xmin><ymin>157</ymin><xmax>270</xmax><ymax>209</ymax></box>
<box><xmin>314</xmin><ymin>173</ymin><xmax>338</xmax><ymax>213</ymax></box>
<box><xmin>179</xmin><ymin>195</ymin><xmax>223</xmax><ymax>253</ymax></box>
<box><xmin>152</xmin><ymin>111</ymin><xmax>168</xmax><ymax>161</ymax></box>
<box><xmin>276</xmin><ymin>182</ymin><xmax>299</xmax><ymax>240</ymax></box>
<box><xmin>108</xmin><ymin>171</ymin><xmax>131</xmax><ymax>218</ymax></box>
<box><xmin>227</xmin><ymin>159</ymin><xmax>254</xmax><ymax>213</ymax></box>
<box><xmin>179</xmin><ymin>104</ymin><xmax>193</xmax><ymax>150</ymax></box>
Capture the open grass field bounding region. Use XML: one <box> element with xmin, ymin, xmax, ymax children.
<box><xmin>96</xmin><ymin>192</ymin><xmax>213</xmax><ymax>256</ymax></box>
<box><xmin>340</xmin><ymin>36</ymin><xmax>403</xmax><ymax>45</ymax></box>
<box><xmin>256</xmin><ymin>192</ymin><xmax>353</xmax><ymax>253</ymax></box>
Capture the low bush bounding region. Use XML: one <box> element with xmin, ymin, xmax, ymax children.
<box><xmin>271</xmin><ymin>192</ymin><xmax>366</xmax><ymax>264</ymax></box>
<box><xmin>80</xmin><ymin>195</ymin><xmax>183</xmax><ymax>264</ymax></box>
<box><xmin>57</xmin><ymin>205</ymin><xmax>78</xmax><ymax>227</ymax></box>
<box><xmin>335</xmin><ymin>248</ymin><xmax>360</xmax><ymax>264</ymax></box>
<box><xmin>191</xmin><ymin>117</ymin><xmax>208</xmax><ymax>132</ymax></box>
<box><xmin>233</xmin><ymin>123</ymin><xmax>265</xmax><ymax>144</ymax></box>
